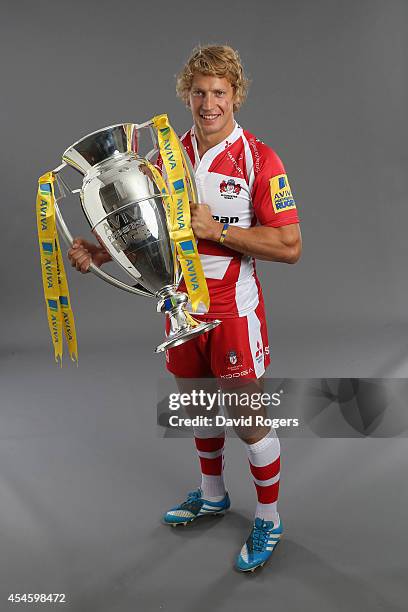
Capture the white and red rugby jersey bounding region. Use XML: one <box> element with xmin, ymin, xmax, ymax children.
<box><xmin>161</xmin><ymin>122</ymin><xmax>299</xmax><ymax>318</ymax></box>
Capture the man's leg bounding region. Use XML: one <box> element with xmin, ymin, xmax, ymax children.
<box><xmin>176</xmin><ymin>376</ymin><xmax>227</xmax><ymax>501</ymax></box>
<box><xmin>163</xmin><ymin>339</ymin><xmax>230</xmax><ymax>525</ymax></box>
<box><xmin>244</xmin><ymin>429</ymin><xmax>280</xmax><ymax>524</ymax></box>
<box><xmin>219</xmin><ymin>377</ymin><xmax>283</xmax><ymax>571</ymax></box>
<box><xmin>209</xmin><ymin>305</ymin><xmax>281</xmax><ymax>525</ymax></box>
<box><xmin>209</xmin><ymin>305</ymin><xmax>283</xmax><ymax>570</ymax></box>
<box><xmin>219</xmin><ymin>376</ymin><xmax>280</xmax><ymax>524</ymax></box>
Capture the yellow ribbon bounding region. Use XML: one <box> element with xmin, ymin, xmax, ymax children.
<box><xmin>152</xmin><ymin>114</ymin><xmax>210</xmax><ymax>312</ymax></box>
<box><xmin>142</xmin><ymin>159</ymin><xmax>200</xmax><ymax>329</ymax></box>
<box><xmin>142</xmin><ymin>160</ymin><xmax>178</xmax><ymax>278</ymax></box>
<box><xmin>36</xmin><ymin>172</ymin><xmax>78</xmax><ymax>365</ymax></box>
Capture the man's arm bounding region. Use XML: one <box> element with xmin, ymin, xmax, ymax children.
<box><xmin>190</xmin><ymin>202</ymin><xmax>302</xmax><ymax>263</ymax></box>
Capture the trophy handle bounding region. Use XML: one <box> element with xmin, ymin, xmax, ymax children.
<box><xmin>53</xmin><ymin>164</ymin><xmax>154</xmax><ymax>299</ymax></box>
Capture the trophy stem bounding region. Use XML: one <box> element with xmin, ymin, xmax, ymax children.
<box><xmin>155</xmin><ymin>286</ymin><xmax>221</xmax><ymax>353</ymax></box>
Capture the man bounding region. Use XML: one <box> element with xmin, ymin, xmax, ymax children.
<box><xmin>68</xmin><ymin>45</ymin><xmax>301</xmax><ymax>572</ymax></box>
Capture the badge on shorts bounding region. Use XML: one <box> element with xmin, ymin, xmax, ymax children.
<box><xmin>224</xmin><ymin>350</ymin><xmax>243</xmax><ymax>368</ymax></box>
<box><xmin>269</xmin><ymin>174</ymin><xmax>296</xmax><ymax>214</ymax></box>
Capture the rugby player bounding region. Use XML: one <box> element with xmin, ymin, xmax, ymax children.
<box><xmin>68</xmin><ymin>45</ymin><xmax>301</xmax><ymax>572</ymax></box>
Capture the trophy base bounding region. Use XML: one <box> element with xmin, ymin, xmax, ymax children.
<box><xmin>155</xmin><ymin>286</ymin><xmax>221</xmax><ymax>353</ymax></box>
<box><xmin>155</xmin><ymin>320</ymin><xmax>221</xmax><ymax>353</ymax></box>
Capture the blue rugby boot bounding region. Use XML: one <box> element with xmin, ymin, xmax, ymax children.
<box><xmin>236</xmin><ymin>516</ymin><xmax>283</xmax><ymax>572</ymax></box>
<box><xmin>163</xmin><ymin>488</ymin><xmax>230</xmax><ymax>526</ymax></box>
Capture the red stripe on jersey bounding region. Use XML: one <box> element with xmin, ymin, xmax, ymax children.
<box><xmin>181</xmin><ymin>131</ymin><xmax>196</xmax><ymax>167</ymax></box>
<box><xmin>189</xmin><ymin>239</ymin><xmax>242</xmax><ymax>285</ymax></box>
<box><xmin>208</xmin><ymin>137</ymin><xmax>248</xmax><ymax>182</ymax></box>
<box><xmin>195</xmin><ymin>436</ymin><xmax>225</xmax><ymax>452</ymax></box>
<box><xmin>199</xmin><ymin>455</ymin><xmax>223</xmax><ymax>476</ymax></box>
<box><xmin>197</xmin><ymin>239</ymin><xmax>238</xmax><ymax>258</ymax></box>
<box><xmin>243</xmin><ymin>130</ymin><xmax>284</xmax><ymax>178</ymax></box>
<box><xmin>155</xmin><ymin>154</ymin><xmax>163</xmax><ymax>171</ymax></box>
<box><xmin>249</xmin><ymin>457</ymin><xmax>280</xmax><ymax>481</ymax></box>
<box><xmin>255</xmin><ymin>480</ymin><xmax>280</xmax><ymax>503</ymax></box>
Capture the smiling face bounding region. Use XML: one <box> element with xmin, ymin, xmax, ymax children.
<box><xmin>188</xmin><ymin>74</ymin><xmax>236</xmax><ymax>145</ymax></box>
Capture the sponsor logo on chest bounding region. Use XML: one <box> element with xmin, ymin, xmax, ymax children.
<box><xmin>212</xmin><ymin>215</ymin><xmax>240</xmax><ymax>224</ymax></box>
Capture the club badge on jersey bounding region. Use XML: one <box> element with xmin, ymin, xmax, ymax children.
<box><xmin>269</xmin><ymin>174</ymin><xmax>296</xmax><ymax>214</ymax></box>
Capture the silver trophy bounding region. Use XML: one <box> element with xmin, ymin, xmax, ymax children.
<box><xmin>53</xmin><ymin>121</ymin><xmax>220</xmax><ymax>353</ymax></box>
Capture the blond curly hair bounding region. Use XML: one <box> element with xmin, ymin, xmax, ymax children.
<box><xmin>176</xmin><ymin>45</ymin><xmax>250</xmax><ymax>112</ymax></box>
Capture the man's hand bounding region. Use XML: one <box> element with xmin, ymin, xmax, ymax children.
<box><xmin>67</xmin><ymin>237</ymin><xmax>111</xmax><ymax>274</ymax></box>
<box><xmin>190</xmin><ymin>202</ymin><xmax>221</xmax><ymax>241</ymax></box>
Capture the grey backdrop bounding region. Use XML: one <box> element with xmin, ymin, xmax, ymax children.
<box><xmin>1</xmin><ymin>1</ymin><xmax>407</xmax><ymax>610</ymax></box>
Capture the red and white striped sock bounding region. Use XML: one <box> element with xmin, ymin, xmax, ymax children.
<box><xmin>245</xmin><ymin>428</ymin><xmax>280</xmax><ymax>524</ymax></box>
<box><xmin>193</xmin><ymin>424</ymin><xmax>226</xmax><ymax>500</ymax></box>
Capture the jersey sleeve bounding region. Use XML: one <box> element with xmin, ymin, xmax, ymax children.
<box><xmin>251</xmin><ymin>149</ymin><xmax>299</xmax><ymax>228</ymax></box>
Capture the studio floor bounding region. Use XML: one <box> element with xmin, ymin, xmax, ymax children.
<box><xmin>1</xmin><ymin>319</ymin><xmax>407</xmax><ymax>611</ymax></box>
